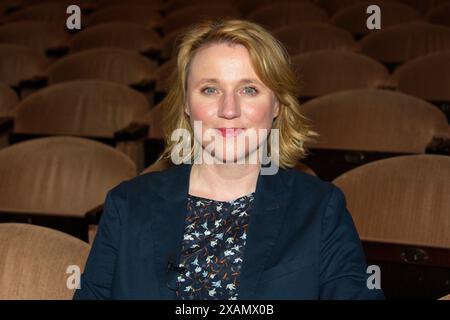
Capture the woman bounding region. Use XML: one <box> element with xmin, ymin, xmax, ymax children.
<box><xmin>74</xmin><ymin>20</ymin><xmax>383</xmax><ymax>300</ymax></box>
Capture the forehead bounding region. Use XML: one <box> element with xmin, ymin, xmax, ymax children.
<box><xmin>188</xmin><ymin>42</ymin><xmax>259</xmax><ymax>81</ymax></box>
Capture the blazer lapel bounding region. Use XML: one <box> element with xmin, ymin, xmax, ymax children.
<box><xmin>238</xmin><ymin>169</ymin><xmax>288</xmax><ymax>300</ymax></box>
<box><xmin>147</xmin><ymin>164</ymin><xmax>288</xmax><ymax>300</ymax></box>
<box><xmin>149</xmin><ymin>164</ymin><xmax>192</xmax><ymax>299</ymax></box>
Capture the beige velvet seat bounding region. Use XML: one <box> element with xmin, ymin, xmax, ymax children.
<box><xmin>139</xmin><ymin>102</ymin><xmax>165</xmax><ymax>140</ymax></box>
<box><xmin>166</xmin><ymin>0</ymin><xmax>232</xmax><ymax>13</ymax></box>
<box><xmin>246</xmin><ymin>2</ymin><xmax>328</xmax><ymax>30</ymax></box>
<box><xmin>235</xmin><ymin>0</ymin><xmax>310</xmax><ymax>16</ymax></box>
<box><xmin>0</xmin><ymin>137</ymin><xmax>136</xmax><ymax>240</ymax></box>
<box><xmin>13</xmin><ymin>80</ymin><xmax>149</xmax><ymax>137</ymax></box>
<box><xmin>360</xmin><ymin>22</ymin><xmax>450</xmax><ymax>66</ymax></box>
<box><xmin>301</xmin><ymin>89</ymin><xmax>449</xmax><ymax>180</ymax></box>
<box><xmin>154</xmin><ymin>58</ymin><xmax>176</xmax><ymax>101</ymax></box>
<box><xmin>427</xmin><ymin>3</ymin><xmax>450</xmax><ymax>28</ymax></box>
<box><xmin>11</xmin><ymin>80</ymin><xmax>150</xmax><ymax>169</ymax></box>
<box><xmin>273</xmin><ymin>22</ymin><xmax>359</xmax><ymax>56</ymax></box>
<box><xmin>0</xmin><ymin>21</ymin><xmax>70</xmax><ymax>55</ymax></box>
<box><xmin>331</xmin><ymin>1</ymin><xmax>422</xmax><ymax>37</ymax></box>
<box><xmin>391</xmin><ymin>50</ymin><xmax>450</xmax><ymax>117</ymax></box>
<box><xmin>333</xmin><ymin>154</ymin><xmax>450</xmax><ymax>248</ymax></box>
<box><xmin>71</xmin><ymin>22</ymin><xmax>162</xmax><ymax>56</ymax></box>
<box><xmin>333</xmin><ymin>154</ymin><xmax>450</xmax><ymax>299</ymax></box>
<box><xmin>97</xmin><ymin>0</ymin><xmax>165</xmax><ymax>8</ymax></box>
<box><xmin>302</xmin><ymin>89</ymin><xmax>449</xmax><ymax>153</ymax></box>
<box><xmin>163</xmin><ymin>4</ymin><xmax>240</xmax><ymax>35</ymax></box>
<box><xmin>0</xmin><ymin>44</ymin><xmax>48</xmax><ymax>88</ymax></box>
<box><xmin>0</xmin><ymin>83</ymin><xmax>19</xmax><ymax>117</ymax></box>
<box><xmin>161</xmin><ymin>28</ymin><xmax>186</xmax><ymax>60</ymax></box>
<box><xmin>317</xmin><ymin>0</ymin><xmax>399</xmax><ymax>15</ymax></box>
<box><xmin>0</xmin><ymin>223</ymin><xmax>90</xmax><ymax>300</ymax></box>
<box><xmin>399</xmin><ymin>0</ymin><xmax>450</xmax><ymax>14</ymax></box>
<box><xmin>0</xmin><ymin>1</ymin><xmax>22</xmax><ymax>18</ymax></box>
<box><xmin>87</xmin><ymin>4</ymin><xmax>163</xmax><ymax>28</ymax></box>
<box><xmin>3</xmin><ymin>2</ymin><xmax>84</xmax><ymax>26</ymax></box>
<box><xmin>47</xmin><ymin>47</ymin><xmax>157</xmax><ymax>87</ymax></box>
<box><xmin>292</xmin><ymin>50</ymin><xmax>389</xmax><ymax>98</ymax></box>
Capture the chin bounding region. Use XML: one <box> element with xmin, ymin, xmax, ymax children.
<box><xmin>203</xmin><ymin>144</ymin><xmax>262</xmax><ymax>165</ymax></box>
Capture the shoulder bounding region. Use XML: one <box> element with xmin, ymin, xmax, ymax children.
<box><xmin>106</xmin><ymin>164</ymin><xmax>188</xmax><ymax>201</ymax></box>
<box><xmin>278</xmin><ymin>167</ymin><xmax>341</xmax><ymax>203</ymax></box>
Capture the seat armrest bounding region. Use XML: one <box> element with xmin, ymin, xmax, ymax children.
<box><xmin>130</xmin><ymin>79</ymin><xmax>156</xmax><ymax>93</ymax></box>
<box><xmin>114</xmin><ymin>123</ymin><xmax>149</xmax><ymax>141</ymax></box>
<box><xmin>426</xmin><ymin>133</ymin><xmax>450</xmax><ymax>155</ymax></box>
<box><xmin>85</xmin><ymin>204</ymin><xmax>103</xmax><ymax>225</ymax></box>
<box><xmin>141</xmin><ymin>48</ymin><xmax>161</xmax><ymax>61</ymax></box>
<box><xmin>0</xmin><ymin>116</ymin><xmax>14</xmax><ymax>134</ymax></box>
<box><xmin>19</xmin><ymin>76</ymin><xmax>48</xmax><ymax>90</ymax></box>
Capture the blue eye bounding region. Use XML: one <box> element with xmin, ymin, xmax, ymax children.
<box><xmin>202</xmin><ymin>87</ymin><xmax>217</xmax><ymax>95</ymax></box>
<box><xmin>243</xmin><ymin>87</ymin><xmax>258</xmax><ymax>95</ymax></box>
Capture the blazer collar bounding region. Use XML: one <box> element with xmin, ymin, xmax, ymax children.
<box><xmin>148</xmin><ymin>163</ymin><xmax>288</xmax><ymax>299</ymax></box>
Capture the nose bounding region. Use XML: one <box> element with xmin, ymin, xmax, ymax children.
<box><xmin>217</xmin><ymin>91</ymin><xmax>241</xmax><ymax>119</ymax></box>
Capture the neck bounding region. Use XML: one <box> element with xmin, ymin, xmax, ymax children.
<box><xmin>189</xmin><ymin>163</ymin><xmax>260</xmax><ymax>202</ymax></box>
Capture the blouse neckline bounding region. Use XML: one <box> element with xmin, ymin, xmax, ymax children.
<box><xmin>187</xmin><ymin>192</ymin><xmax>255</xmax><ymax>204</ymax></box>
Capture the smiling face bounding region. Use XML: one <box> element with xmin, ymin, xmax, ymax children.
<box><xmin>185</xmin><ymin>42</ymin><xmax>280</xmax><ymax>164</ymax></box>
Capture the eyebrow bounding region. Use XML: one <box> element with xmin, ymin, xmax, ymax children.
<box><xmin>195</xmin><ymin>78</ymin><xmax>262</xmax><ymax>86</ymax></box>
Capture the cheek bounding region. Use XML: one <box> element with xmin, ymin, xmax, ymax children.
<box><xmin>244</xmin><ymin>103</ymin><xmax>275</xmax><ymax>128</ymax></box>
<box><xmin>188</xmin><ymin>98</ymin><xmax>216</xmax><ymax>122</ymax></box>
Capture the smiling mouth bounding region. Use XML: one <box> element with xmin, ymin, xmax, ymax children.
<box><xmin>216</xmin><ymin>128</ymin><xmax>247</xmax><ymax>137</ymax></box>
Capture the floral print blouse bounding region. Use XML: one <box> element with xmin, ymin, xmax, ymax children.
<box><xmin>175</xmin><ymin>192</ymin><xmax>255</xmax><ymax>300</ymax></box>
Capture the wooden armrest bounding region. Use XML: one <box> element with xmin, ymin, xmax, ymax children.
<box><xmin>0</xmin><ymin>116</ymin><xmax>14</xmax><ymax>134</ymax></box>
<box><xmin>130</xmin><ymin>79</ymin><xmax>156</xmax><ymax>93</ymax></box>
<box><xmin>427</xmin><ymin>136</ymin><xmax>450</xmax><ymax>155</ymax></box>
<box><xmin>141</xmin><ymin>48</ymin><xmax>161</xmax><ymax>61</ymax></box>
<box><xmin>19</xmin><ymin>76</ymin><xmax>48</xmax><ymax>90</ymax></box>
<box><xmin>0</xmin><ymin>210</ymin><xmax>90</xmax><ymax>242</ymax></box>
<box><xmin>45</xmin><ymin>46</ymin><xmax>70</xmax><ymax>58</ymax></box>
<box><xmin>114</xmin><ymin>123</ymin><xmax>149</xmax><ymax>141</ymax></box>
<box><xmin>85</xmin><ymin>204</ymin><xmax>103</xmax><ymax>225</ymax></box>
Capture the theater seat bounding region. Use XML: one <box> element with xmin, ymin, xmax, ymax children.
<box><xmin>360</xmin><ymin>22</ymin><xmax>450</xmax><ymax>70</ymax></box>
<box><xmin>5</xmin><ymin>80</ymin><xmax>150</xmax><ymax>170</ymax></box>
<box><xmin>392</xmin><ymin>50</ymin><xmax>450</xmax><ymax>121</ymax></box>
<box><xmin>246</xmin><ymin>2</ymin><xmax>328</xmax><ymax>30</ymax></box>
<box><xmin>0</xmin><ymin>223</ymin><xmax>90</xmax><ymax>299</ymax></box>
<box><xmin>0</xmin><ymin>136</ymin><xmax>137</xmax><ymax>241</ymax></box>
<box><xmin>0</xmin><ymin>21</ymin><xmax>70</xmax><ymax>57</ymax></box>
<box><xmin>0</xmin><ymin>83</ymin><xmax>18</xmax><ymax>117</ymax></box>
<box><xmin>87</xmin><ymin>4</ymin><xmax>163</xmax><ymax>29</ymax></box>
<box><xmin>273</xmin><ymin>22</ymin><xmax>359</xmax><ymax>56</ymax></box>
<box><xmin>333</xmin><ymin>155</ymin><xmax>450</xmax><ymax>299</ymax></box>
<box><xmin>301</xmin><ymin>89</ymin><xmax>449</xmax><ymax>180</ymax></box>
<box><xmin>292</xmin><ymin>50</ymin><xmax>389</xmax><ymax>100</ymax></box>
<box><xmin>0</xmin><ymin>44</ymin><xmax>48</xmax><ymax>93</ymax></box>
<box><xmin>331</xmin><ymin>1</ymin><xmax>422</xmax><ymax>38</ymax></box>
<box><xmin>427</xmin><ymin>3</ymin><xmax>450</xmax><ymax>28</ymax></box>
<box><xmin>46</xmin><ymin>47</ymin><xmax>158</xmax><ymax>103</ymax></box>
<box><xmin>163</xmin><ymin>4</ymin><xmax>240</xmax><ymax>35</ymax></box>
<box><xmin>71</xmin><ymin>22</ymin><xmax>162</xmax><ymax>59</ymax></box>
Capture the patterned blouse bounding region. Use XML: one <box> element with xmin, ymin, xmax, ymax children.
<box><xmin>175</xmin><ymin>192</ymin><xmax>255</xmax><ymax>300</ymax></box>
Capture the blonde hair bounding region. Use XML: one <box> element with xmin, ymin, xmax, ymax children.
<box><xmin>159</xmin><ymin>19</ymin><xmax>314</xmax><ymax>168</ymax></box>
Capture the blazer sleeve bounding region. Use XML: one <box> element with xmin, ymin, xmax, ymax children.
<box><xmin>319</xmin><ymin>185</ymin><xmax>384</xmax><ymax>300</ymax></box>
<box><xmin>73</xmin><ymin>188</ymin><xmax>122</xmax><ymax>300</ymax></box>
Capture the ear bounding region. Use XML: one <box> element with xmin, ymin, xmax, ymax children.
<box><xmin>273</xmin><ymin>100</ymin><xmax>280</xmax><ymax>119</ymax></box>
<box><xmin>184</xmin><ymin>103</ymin><xmax>190</xmax><ymax>116</ymax></box>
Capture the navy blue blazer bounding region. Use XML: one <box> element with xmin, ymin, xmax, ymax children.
<box><xmin>74</xmin><ymin>164</ymin><xmax>383</xmax><ymax>300</ymax></box>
